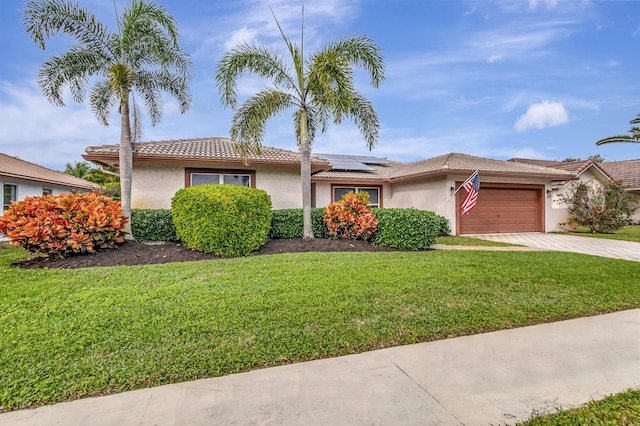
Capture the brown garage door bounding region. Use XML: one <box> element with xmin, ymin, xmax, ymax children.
<box><xmin>458</xmin><ymin>185</ymin><xmax>544</xmax><ymax>234</ymax></box>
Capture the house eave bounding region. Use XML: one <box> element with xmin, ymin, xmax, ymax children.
<box><xmin>0</xmin><ymin>172</ymin><xmax>98</xmax><ymax>191</ymax></box>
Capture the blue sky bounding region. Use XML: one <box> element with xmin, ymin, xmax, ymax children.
<box><xmin>1</xmin><ymin>0</ymin><xmax>640</xmax><ymax>170</ymax></box>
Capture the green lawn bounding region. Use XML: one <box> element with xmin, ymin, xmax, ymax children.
<box><xmin>520</xmin><ymin>388</ymin><xmax>640</xmax><ymax>425</ymax></box>
<box><xmin>563</xmin><ymin>225</ymin><xmax>640</xmax><ymax>242</ymax></box>
<box><xmin>1</xmin><ymin>247</ymin><xmax>639</xmax><ymax>412</ymax></box>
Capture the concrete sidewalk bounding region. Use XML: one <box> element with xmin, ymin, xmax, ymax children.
<box><xmin>2</xmin><ymin>310</ymin><xmax>639</xmax><ymax>426</ymax></box>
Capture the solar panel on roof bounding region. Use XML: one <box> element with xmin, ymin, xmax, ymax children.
<box><xmin>314</xmin><ymin>153</ymin><xmax>381</xmax><ymax>171</ymax></box>
<box><xmin>348</xmin><ymin>155</ymin><xmax>388</xmax><ymax>166</ymax></box>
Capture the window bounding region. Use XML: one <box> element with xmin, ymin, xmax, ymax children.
<box><xmin>332</xmin><ymin>186</ymin><xmax>381</xmax><ymax>207</ymax></box>
<box><xmin>43</xmin><ymin>188</ymin><xmax>52</xmax><ymax>196</ymax></box>
<box><xmin>185</xmin><ymin>169</ymin><xmax>255</xmax><ymax>188</ymax></box>
<box><xmin>3</xmin><ymin>184</ymin><xmax>17</xmax><ymax>212</ymax></box>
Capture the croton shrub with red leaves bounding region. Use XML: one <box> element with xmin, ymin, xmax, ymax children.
<box><xmin>0</xmin><ymin>192</ymin><xmax>128</xmax><ymax>256</ymax></box>
<box><xmin>323</xmin><ymin>191</ymin><xmax>378</xmax><ymax>240</ymax></box>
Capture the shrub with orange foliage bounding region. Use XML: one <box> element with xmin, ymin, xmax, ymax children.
<box><xmin>0</xmin><ymin>192</ymin><xmax>128</xmax><ymax>256</ymax></box>
<box><xmin>323</xmin><ymin>191</ymin><xmax>378</xmax><ymax>240</ymax></box>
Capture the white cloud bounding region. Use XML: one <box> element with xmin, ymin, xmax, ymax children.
<box><xmin>514</xmin><ymin>100</ymin><xmax>569</xmax><ymax>131</ymax></box>
<box><xmin>488</xmin><ymin>54</ymin><xmax>504</xmax><ymax>63</ymax></box>
<box><xmin>529</xmin><ymin>0</ymin><xmax>559</xmax><ymax>10</ymax></box>
<box><xmin>0</xmin><ymin>81</ymin><xmax>119</xmax><ymax>169</ymax></box>
<box><xmin>223</xmin><ymin>27</ymin><xmax>258</xmax><ymax>51</ymax></box>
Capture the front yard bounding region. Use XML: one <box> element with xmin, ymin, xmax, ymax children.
<box><xmin>1</xmin><ymin>247</ymin><xmax>639</xmax><ymax>411</ymax></box>
<box><xmin>563</xmin><ymin>225</ymin><xmax>640</xmax><ymax>242</ymax></box>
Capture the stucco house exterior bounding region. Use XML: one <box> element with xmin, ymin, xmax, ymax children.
<box><xmin>600</xmin><ymin>159</ymin><xmax>640</xmax><ymax>223</ymax></box>
<box><xmin>510</xmin><ymin>158</ymin><xmax>640</xmax><ymax>224</ymax></box>
<box><xmin>84</xmin><ymin>137</ymin><xmax>581</xmax><ymax>235</ymax></box>
<box><xmin>1</xmin><ymin>153</ymin><xmax>100</xmax><ymax>213</ymax></box>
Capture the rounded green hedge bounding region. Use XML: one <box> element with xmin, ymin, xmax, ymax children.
<box><xmin>131</xmin><ymin>209</ymin><xmax>177</xmax><ymax>242</ymax></box>
<box><xmin>171</xmin><ymin>185</ymin><xmax>272</xmax><ymax>257</ymax></box>
<box><xmin>269</xmin><ymin>208</ymin><xmax>328</xmax><ymax>239</ymax></box>
<box><xmin>370</xmin><ymin>208</ymin><xmax>444</xmax><ymax>250</ymax></box>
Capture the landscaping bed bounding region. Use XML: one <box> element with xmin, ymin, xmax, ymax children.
<box><xmin>12</xmin><ymin>238</ymin><xmax>405</xmax><ymax>269</ymax></box>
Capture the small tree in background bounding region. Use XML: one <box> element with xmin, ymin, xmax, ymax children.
<box><xmin>561</xmin><ymin>181</ymin><xmax>637</xmax><ymax>233</ymax></box>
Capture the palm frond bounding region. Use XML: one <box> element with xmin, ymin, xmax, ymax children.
<box><xmin>230</xmin><ymin>89</ymin><xmax>295</xmax><ymax>155</ymax></box>
<box><xmin>595</xmin><ymin>135</ymin><xmax>640</xmax><ymax>146</ymax></box>
<box><xmin>137</xmin><ymin>69</ymin><xmax>192</xmax><ymax>115</ymax></box>
<box><xmin>37</xmin><ymin>45</ymin><xmax>108</xmax><ymax>105</ymax></box>
<box><xmin>317</xmin><ymin>35</ymin><xmax>385</xmax><ymax>88</ymax></box>
<box><xmin>89</xmin><ymin>79</ymin><xmax>117</xmax><ymax>126</ymax></box>
<box><xmin>24</xmin><ymin>0</ymin><xmax>112</xmax><ymax>55</ymax></box>
<box><xmin>120</xmin><ymin>0</ymin><xmax>180</xmax><ymax>49</ymax></box>
<box><xmin>216</xmin><ymin>44</ymin><xmax>298</xmax><ymax>109</ymax></box>
<box><xmin>132</xmin><ymin>76</ymin><xmax>162</xmax><ymax>126</ymax></box>
<box><xmin>307</xmin><ymin>50</ymin><xmax>356</xmax><ymax>122</ymax></box>
<box><xmin>348</xmin><ymin>92</ymin><xmax>380</xmax><ymax>150</ymax></box>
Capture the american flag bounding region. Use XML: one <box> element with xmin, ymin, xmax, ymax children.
<box><xmin>460</xmin><ymin>171</ymin><xmax>480</xmax><ymax>216</ymax></box>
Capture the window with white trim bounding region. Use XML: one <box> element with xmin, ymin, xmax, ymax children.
<box><xmin>332</xmin><ymin>187</ymin><xmax>380</xmax><ymax>207</ymax></box>
<box><xmin>190</xmin><ymin>173</ymin><xmax>251</xmax><ymax>187</ymax></box>
<box><xmin>43</xmin><ymin>188</ymin><xmax>52</xmax><ymax>196</ymax></box>
<box><xmin>3</xmin><ymin>184</ymin><xmax>17</xmax><ymax>212</ymax></box>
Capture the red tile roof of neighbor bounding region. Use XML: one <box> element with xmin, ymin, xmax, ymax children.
<box><xmin>0</xmin><ymin>153</ymin><xmax>100</xmax><ymax>190</ymax></box>
<box><xmin>508</xmin><ymin>157</ymin><xmax>640</xmax><ymax>188</ymax></box>
<box><xmin>600</xmin><ymin>159</ymin><xmax>640</xmax><ymax>189</ymax></box>
<box><xmin>84</xmin><ymin>137</ymin><xmax>331</xmax><ymax>170</ymax></box>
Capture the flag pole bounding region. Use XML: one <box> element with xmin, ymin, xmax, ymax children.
<box><xmin>447</xmin><ymin>170</ymin><xmax>479</xmax><ymax>201</ymax></box>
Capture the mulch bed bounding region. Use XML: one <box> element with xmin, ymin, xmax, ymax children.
<box><xmin>11</xmin><ymin>238</ymin><xmax>406</xmax><ymax>270</ymax></box>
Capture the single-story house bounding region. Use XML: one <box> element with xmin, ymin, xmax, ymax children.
<box><xmin>84</xmin><ymin>137</ymin><xmax>581</xmax><ymax>235</ymax></box>
<box><xmin>509</xmin><ymin>158</ymin><xmax>640</xmax><ymax>224</ymax></box>
<box><xmin>1</xmin><ymin>153</ymin><xmax>100</xmax><ymax>213</ymax></box>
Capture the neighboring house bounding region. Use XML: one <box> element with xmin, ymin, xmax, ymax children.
<box><xmin>600</xmin><ymin>159</ymin><xmax>640</xmax><ymax>223</ymax></box>
<box><xmin>508</xmin><ymin>158</ymin><xmax>614</xmax><ymax>228</ymax></box>
<box><xmin>84</xmin><ymin>137</ymin><xmax>577</xmax><ymax>235</ymax></box>
<box><xmin>1</xmin><ymin>153</ymin><xmax>100</xmax><ymax>213</ymax></box>
<box><xmin>510</xmin><ymin>158</ymin><xmax>640</xmax><ymax>224</ymax></box>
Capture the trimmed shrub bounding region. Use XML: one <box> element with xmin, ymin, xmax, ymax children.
<box><xmin>0</xmin><ymin>192</ymin><xmax>127</xmax><ymax>256</ymax></box>
<box><xmin>324</xmin><ymin>192</ymin><xmax>378</xmax><ymax>240</ymax></box>
<box><xmin>131</xmin><ymin>209</ymin><xmax>177</xmax><ymax>242</ymax></box>
<box><xmin>171</xmin><ymin>184</ymin><xmax>272</xmax><ymax>257</ymax></box>
<box><xmin>370</xmin><ymin>208</ymin><xmax>441</xmax><ymax>250</ymax></box>
<box><xmin>270</xmin><ymin>208</ymin><xmax>328</xmax><ymax>239</ymax></box>
<box><xmin>433</xmin><ymin>213</ymin><xmax>451</xmax><ymax>236</ymax></box>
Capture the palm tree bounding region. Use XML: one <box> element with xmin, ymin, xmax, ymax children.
<box><xmin>596</xmin><ymin>114</ymin><xmax>640</xmax><ymax>146</ymax></box>
<box><xmin>64</xmin><ymin>161</ymin><xmax>92</xmax><ymax>179</ymax></box>
<box><xmin>24</xmin><ymin>0</ymin><xmax>193</xmax><ymax>237</ymax></box>
<box><xmin>216</xmin><ymin>9</ymin><xmax>384</xmax><ymax>239</ymax></box>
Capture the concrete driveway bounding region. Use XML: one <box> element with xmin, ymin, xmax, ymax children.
<box><xmin>468</xmin><ymin>233</ymin><xmax>640</xmax><ymax>262</ymax></box>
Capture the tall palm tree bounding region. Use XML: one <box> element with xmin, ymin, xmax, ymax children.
<box><xmin>596</xmin><ymin>114</ymin><xmax>640</xmax><ymax>146</ymax></box>
<box><xmin>216</xmin><ymin>10</ymin><xmax>384</xmax><ymax>239</ymax></box>
<box><xmin>24</xmin><ymin>0</ymin><xmax>193</xmax><ymax>237</ymax></box>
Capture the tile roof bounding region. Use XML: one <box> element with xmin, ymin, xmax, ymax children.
<box><xmin>509</xmin><ymin>158</ymin><xmax>615</xmax><ymax>183</ymax></box>
<box><xmin>0</xmin><ymin>153</ymin><xmax>99</xmax><ymax>190</ymax></box>
<box><xmin>392</xmin><ymin>153</ymin><xmax>576</xmax><ymax>180</ymax></box>
<box><xmin>84</xmin><ymin>137</ymin><xmax>331</xmax><ymax>169</ymax></box>
<box><xmin>312</xmin><ymin>153</ymin><xmax>576</xmax><ymax>182</ymax></box>
<box><xmin>600</xmin><ymin>159</ymin><xmax>640</xmax><ymax>189</ymax></box>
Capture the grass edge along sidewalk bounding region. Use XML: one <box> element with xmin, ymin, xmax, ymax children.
<box><xmin>1</xmin><ymin>248</ymin><xmax>639</xmax><ymax>411</ymax></box>
<box><xmin>519</xmin><ymin>388</ymin><xmax>640</xmax><ymax>425</ymax></box>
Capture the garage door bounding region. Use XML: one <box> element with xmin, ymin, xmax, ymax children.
<box><xmin>458</xmin><ymin>185</ymin><xmax>544</xmax><ymax>234</ymax></box>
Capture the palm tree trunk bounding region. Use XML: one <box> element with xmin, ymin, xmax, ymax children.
<box><xmin>299</xmin><ymin>111</ymin><xmax>314</xmax><ymax>239</ymax></box>
<box><xmin>119</xmin><ymin>96</ymin><xmax>134</xmax><ymax>240</ymax></box>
